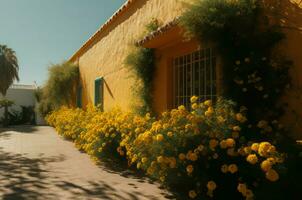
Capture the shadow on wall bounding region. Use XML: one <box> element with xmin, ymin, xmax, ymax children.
<box><xmin>279</xmin><ymin>0</ymin><xmax>302</xmax><ymax>139</ymax></box>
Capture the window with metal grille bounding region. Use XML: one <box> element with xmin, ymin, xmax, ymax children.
<box><xmin>173</xmin><ymin>48</ymin><xmax>217</xmax><ymax>108</ymax></box>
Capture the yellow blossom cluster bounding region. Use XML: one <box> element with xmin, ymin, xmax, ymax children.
<box><xmin>46</xmin><ymin>97</ymin><xmax>285</xmax><ymax>199</ymax></box>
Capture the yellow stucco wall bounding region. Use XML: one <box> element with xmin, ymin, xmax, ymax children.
<box><xmin>76</xmin><ymin>0</ymin><xmax>189</xmax><ymax>111</ymax></box>
<box><xmin>73</xmin><ymin>0</ymin><xmax>301</xmax><ymax>137</ymax></box>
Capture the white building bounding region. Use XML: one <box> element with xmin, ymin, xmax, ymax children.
<box><xmin>0</xmin><ymin>84</ymin><xmax>44</xmax><ymax>125</ymax></box>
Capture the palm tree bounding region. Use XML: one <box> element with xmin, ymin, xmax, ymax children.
<box><xmin>0</xmin><ymin>45</ymin><xmax>19</xmax><ymax>126</ymax></box>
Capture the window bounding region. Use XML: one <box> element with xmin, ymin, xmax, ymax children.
<box><xmin>94</xmin><ymin>77</ymin><xmax>104</xmax><ymax>109</ymax></box>
<box><xmin>76</xmin><ymin>85</ymin><xmax>82</xmax><ymax>108</ymax></box>
<box><xmin>173</xmin><ymin>48</ymin><xmax>217</xmax><ymax>108</ymax></box>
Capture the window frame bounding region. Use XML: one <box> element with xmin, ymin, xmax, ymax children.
<box><xmin>94</xmin><ymin>77</ymin><xmax>104</xmax><ymax>109</ymax></box>
<box><xmin>172</xmin><ymin>48</ymin><xmax>217</xmax><ymax>108</ymax></box>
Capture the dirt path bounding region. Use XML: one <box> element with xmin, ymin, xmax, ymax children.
<box><xmin>0</xmin><ymin>126</ymin><xmax>173</xmax><ymax>200</ymax></box>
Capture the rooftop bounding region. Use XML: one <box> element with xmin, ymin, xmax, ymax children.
<box><xmin>10</xmin><ymin>84</ymin><xmax>37</xmax><ymax>90</ymax></box>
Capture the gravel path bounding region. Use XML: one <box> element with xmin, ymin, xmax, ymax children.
<box><xmin>0</xmin><ymin>126</ymin><xmax>173</xmax><ymax>200</ymax></box>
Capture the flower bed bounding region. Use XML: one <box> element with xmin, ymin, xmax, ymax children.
<box><xmin>46</xmin><ymin>97</ymin><xmax>296</xmax><ymax>200</ymax></box>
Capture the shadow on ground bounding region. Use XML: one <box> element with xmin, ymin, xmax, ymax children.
<box><xmin>0</xmin><ymin>125</ymin><xmax>39</xmax><ymax>134</ymax></box>
<box><xmin>0</xmin><ymin>127</ymin><xmax>176</xmax><ymax>200</ymax></box>
<box><xmin>0</xmin><ymin>147</ymin><xmax>171</xmax><ymax>200</ymax></box>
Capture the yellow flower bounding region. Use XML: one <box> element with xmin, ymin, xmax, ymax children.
<box><xmin>191</xmin><ymin>103</ymin><xmax>198</xmax><ymax>110</ymax></box>
<box><xmin>157</xmin><ymin>156</ymin><xmax>164</xmax><ymax>163</ymax></box>
<box><xmin>258</xmin><ymin>142</ymin><xmax>272</xmax><ymax>157</ymax></box>
<box><xmin>151</xmin><ymin>161</ymin><xmax>157</xmax><ymax>167</ymax></box>
<box><xmin>246</xmin><ymin>154</ymin><xmax>258</xmax><ymax>165</ymax></box>
<box><xmin>226</xmin><ymin>138</ymin><xmax>235</xmax><ymax>147</ymax></box>
<box><xmin>220</xmin><ymin>140</ymin><xmax>228</xmax><ymax>149</ymax></box>
<box><xmin>188</xmin><ymin>152</ymin><xmax>198</xmax><ymax>161</ymax></box>
<box><xmin>260</xmin><ymin>160</ymin><xmax>272</xmax><ymax>172</ymax></box>
<box><xmin>204</xmin><ymin>100</ymin><xmax>212</xmax><ymax>106</ymax></box>
<box><xmin>235</xmin><ymin>60</ymin><xmax>241</xmax><ymax>65</ymax></box>
<box><xmin>156</xmin><ymin>134</ymin><xmax>164</xmax><ymax>142</ymax></box>
<box><xmin>265</xmin><ymin>169</ymin><xmax>279</xmax><ymax>182</ymax></box>
<box><xmin>237</xmin><ymin>183</ymin><xmax>247</xmax><ymax>194</ymax></box>
<box><xmin>251</xmin><ymin>143</ymin><xmax>259</xmax><ymax>152</ymax></box>
<box><xmin>228</xmin><ymin>164</ymin><xmax>238</xmax><ymax>174</ymax></box>
<box><xmin>188</xmin><ymin>190</ymin><xmax>197</xmax><ymax>199</ymax></box>
<box><xmin>267</xmin><ymin>157</ymin><xmax>276</xmax><ymax>164</ymax></box>
<box><xmin>246</xmin><ymin>189</ymin><xmax>254</xmax><ymax>198</ymax></box>
<box><xmin>244</xmin><ymin>146</ymin><xmax>252</xmax><ymax>154</ymax></box>
<box><xmin>186</xmin><ymin>165</ymin><xmax>194</xmax><ymax>174</ymax></box>
<box><xmin>209</xmin><ymin>139</ymin><xmax>219</xmax><ymax>150</ymax></box>
<box><xmin>235</xmin><ymin>113</ymin><xmax>246</xmax><ymax>123</ymax></box>
<box><xmin>205</xmin><ymin>107</ymin><xmax>214</xmax><ymax>117</ymax></box>
<box><xmin>232</xmin><ymin>126</ymin><xmax>241</xmax><ymax>131</ymax></box>
<box><xmin>169</xmin><ymin>158</ymin><xmax>177</xmax><ymax>168</ymax></box>
<box><xmin>179</xmin><ymin>153</ymin><xmax>186</xmax><ymax>161</ymax></box>
<box><xmin>217</xmin><ymin>116</ymin><xmax>225</xmax><ymax>123</ymax></box>
<box><xmin>221</xmin><ymin>164</ymin><xmax>228</xmax><ymax>173</ymax></box>
<box><xmin>141</xmin><ymin>157</ymin><xmax>148</xmax><ymax>163</ymax></box>
<box><xmin>190</xmin><ymin>96</ymin><xmax>198</xmax><ymax>103</ymax></box>
<box><xmin>147</xmin><ymin>167</ymin><xmax>155</xmax><ymax>175</ymax></box>
<box><xmin>160</xmin><ymin>176</ymin><xmax>165</xmax><ymax>182</ymax></box>
<box><xmin>178</xmin><ymin>105</ymin><xmax>186</xmax><ymax>111</ymax></box>
<box><xmin>237</xmin><ymin>183</ymin><xmax>247</xmax><ymax>196</ymax></box>
<box><xmin>257</xmin><ymin>120</ymin><xmax>268</xmax><ymax>128</ymax></box>
<box><xmin>136</xmin><ymin>162</ymin><xmax>141</xmax><ymax>169</ymax></box>
<box><xmin>207</xmin><ymin>181</ymin><xmax>217</xmax><ymax>191</ymax></box>
<box><xmin>197</xmin><ymin>145</ymin><xmax>204</xmax><ymax>151</ymax></box>
<box><xmin>167</xmin><ymin>131</ymin><xmax>173</xmax><ymax>137</ymax></box>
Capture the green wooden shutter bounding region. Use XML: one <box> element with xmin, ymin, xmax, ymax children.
<box><xmin>76</xmin><ymin>85</ymin><xmax>82</xmax><ymax>108</ymax></box>
<box><xmin>94</xmin><ymin>77</ymin><xmax>104</xmax><ymax>109</ymax></box>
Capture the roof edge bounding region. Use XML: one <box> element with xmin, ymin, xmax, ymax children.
<box><xmin>136</xmin><ymin>17</ymin><xmax>180</xmax><ymax>47</ymax></box>
<box><xmin>69</xmin><ymin>0</ymin><xmax>138</xmax><ymax>62</ymax></box>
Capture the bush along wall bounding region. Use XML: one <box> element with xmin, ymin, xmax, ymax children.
<box><xmin>47</xmin><ymin>97</ymin><xmax>295</xmax><ymax>200</ymax></box>
<box><xmin>179</xmin><ymin>0</ymin><xmax>301</xmax><ymax>199</ymax></box>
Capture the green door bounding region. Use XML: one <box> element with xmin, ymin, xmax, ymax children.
<box><xmin>94</xmin><ymin>77</ymin><xmax>104</xmax><ymax>109</ymax></box>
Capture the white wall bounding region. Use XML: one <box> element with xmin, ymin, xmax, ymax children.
<box><xmin>0</xmin><ymin>85</ymin><xmax>40</xmax><ymax>124</ymax></box>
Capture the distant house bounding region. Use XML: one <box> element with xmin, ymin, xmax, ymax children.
<box><xmin>69</xmin><ymin>0</ymin><xmax>302</xmax><ymax>137</ymax></box>
<box><xmin>0</xmin><ymin>84</ymin><xmax>43</xmax><ymax>125</ymax></box>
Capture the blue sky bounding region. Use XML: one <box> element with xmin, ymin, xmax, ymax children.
<box><xmin>0</xmin><ymin>0</ymin><xmax>126</xmax><ymax>86</ymax></box>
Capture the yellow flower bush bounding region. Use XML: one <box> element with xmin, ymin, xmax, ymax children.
<box><xmin>46</xmin><ymin>97</ymin><xmax>287</xmax><ymax>200</ymax></box>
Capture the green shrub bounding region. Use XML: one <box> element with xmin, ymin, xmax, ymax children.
<box><xmin>39</xmin><ymin>61</ymin><xmax>79</xmax><ymax>116</ymax></box>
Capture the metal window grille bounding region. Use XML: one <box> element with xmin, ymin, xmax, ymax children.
<box><xmin>173</xmin><ymin>48</ymin><xmax>217</xmax><ymax>108</ymax></box>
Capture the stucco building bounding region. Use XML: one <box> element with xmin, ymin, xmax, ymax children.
<box><xmin>69</xmin><ymin>0</ymin><xmax>302</xmax><ymax>138</ymax></box>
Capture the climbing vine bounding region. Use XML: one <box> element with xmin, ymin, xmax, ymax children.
<box><xmin>180</xmin><ymin>0</ymin><xmax>292</xmax><ymax>142</ymax></box>
<box><xmin>125</xmin><ymin>19</ymin><xmax>160</xmax><ymax>114</ymax></box>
